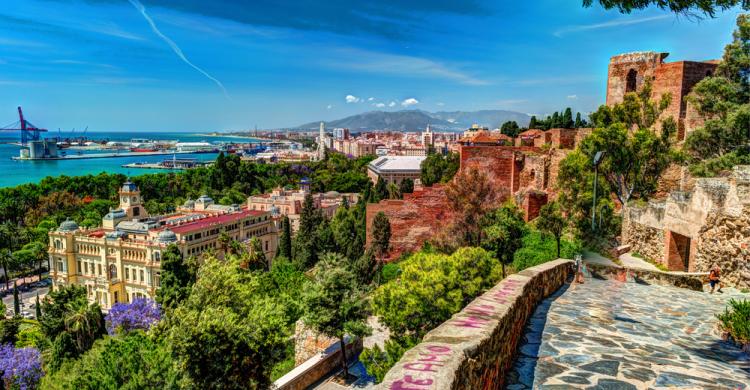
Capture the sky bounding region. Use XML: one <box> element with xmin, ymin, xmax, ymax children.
<box><xmin>0</xmin><ymin>0</ymin><xmax>743</xmax><ymax>132</ymax></box>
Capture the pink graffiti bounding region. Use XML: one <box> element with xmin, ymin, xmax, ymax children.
<box><xmin>425</xmin><ymin>345</ymin><xmax>451</xmax><ymax>353</ymax></box>
<box><xmin>390</xmin><ymin>375</ymin><xmax>434</xmax><ymax>389</ymax></box>
<box><xmin>465</xmin><ymin>303</ymin><xmax>497</xmax><ymax>317</ymax></box>
<box><xmin>403</xmin><ymin>362</ymin><xmax>444</xmax><ymax>372</ymax></box>
<box><xmin>451</xmin><ymin>315</ymin><xmax>489</xmax><ymax>328</ymax></box>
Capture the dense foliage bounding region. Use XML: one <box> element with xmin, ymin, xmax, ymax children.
<box><xmin>528</xmin><ymin>107</ymin><xmax>588</xmax><ymax>130</ymax></box>
<box><xmin>482</xmin><ymin>202</ymin><xmax>527</xmax><ymax>278</ymax></box>
<box><xmin>685</xmin><ymin>15</ymin><xmax>750</xmax><ymax>177</ymax></box>
<box><xmin>420</xmin><ymin>151</ymin><xmax>459</xmax><ymax>186</ymax></box>
<box><xmin>513</xmin><ymin>231</ymin><xmax>582</xmax><ymax>272</ymax></box>
<box><xmin>583</xmin><ymin>0</ymin><xmax>748</xmax><ymax>17</ymax></box>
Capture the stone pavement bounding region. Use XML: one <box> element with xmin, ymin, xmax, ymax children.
<box><xmin>506</xmin><ymin>277</ymin><xmax>750</xmax><ymax>389</ymax></box>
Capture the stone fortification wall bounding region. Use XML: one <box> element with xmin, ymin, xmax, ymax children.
<box><xmin>695</xmin><ymin>206</ymin><xmax>750</xmax><ymax>288</ymax></box>
<box><xmin>366</xmin><ymin>185</ymin><xmax>451</xmax><ymax>260</ymax></box>
<box><xmin>376</xmin><ymin>259</ymin><xmax>572</xmax><ymax>390</ymax></box>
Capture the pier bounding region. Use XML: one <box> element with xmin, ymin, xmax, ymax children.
<box><xmin>11</xmin><ymin>150</ymin><xmax>214</xmax><ymax>161</ymax></box>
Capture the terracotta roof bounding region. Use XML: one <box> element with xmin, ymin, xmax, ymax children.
<box><xmin>459</xmin><ymin>131</ymin><xmax>512</xmax><ymax>144</ymax></box>
<box><xmin>167</xmin><ymin>209</ymin><xmax>268</xmax><ymax>234</ymax></box>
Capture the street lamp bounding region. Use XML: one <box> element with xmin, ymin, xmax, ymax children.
<box><xmin>592</xmin><ymin>151</ymin><xmax>604</xmax><ymax>232</ymax></box>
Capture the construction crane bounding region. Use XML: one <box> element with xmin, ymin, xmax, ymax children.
<box><xmin>0</xmin><ymin>107</ymin><xmax>48</xmax><ymax>144</ymax></box>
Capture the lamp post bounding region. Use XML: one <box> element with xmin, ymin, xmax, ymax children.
<box><xmin>591</xmin><ymin>151</ymin><xmax>604</xmax><ymax>232</ymax></box>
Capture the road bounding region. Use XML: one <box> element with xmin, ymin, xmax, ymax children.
<box><xmin>2</xmin><ymin>285</ymin><xmax>49</xmax><ymax>319</ymax></box>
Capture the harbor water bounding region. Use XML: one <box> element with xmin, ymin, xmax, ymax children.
<box><xmin>0</xmin><ymin>131</ymin><xmax>263</xmax><ymax>188</ymax></box>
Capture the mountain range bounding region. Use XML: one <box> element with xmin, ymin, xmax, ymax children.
<box><xmin>296</xmin><ymin>109</ymin><xmax>530</xmax><ymax>131</ymax></box>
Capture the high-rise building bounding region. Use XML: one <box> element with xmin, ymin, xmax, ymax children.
<box><xmin>316</xmin><ymin>122</ymin><xmax>327</xmax><ymax>161</ymax></box>
<box><xmin>421</xmin><ymin>124</ymin><xmax>434</xmax><ymax>149</ymax></box>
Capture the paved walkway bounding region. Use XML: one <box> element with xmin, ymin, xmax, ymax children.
<box><xmin>506</xmin><ymin>278</ymin><xmax>750</xmax><ymax>389</ymax></box>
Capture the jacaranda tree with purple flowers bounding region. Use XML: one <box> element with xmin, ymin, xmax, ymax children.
<box><xmin>105</xmin><ymin>298</ymin><xmax>161</xmax><ymax>335</ymax></box>
<box><xmin>0</xmin><ymin>344</ymin><xmax>43</xmax><ymax>390</ymax></box>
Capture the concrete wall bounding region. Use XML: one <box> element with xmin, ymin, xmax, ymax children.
<box><xmin>274</xmin><ymin>338</ymin><xmax>362</xmax><ymax>390</ymax></box>
<box><xmin>376</xmin><ymin>259</ymin><xmax>572</xmax><ymax>390</ymax></box>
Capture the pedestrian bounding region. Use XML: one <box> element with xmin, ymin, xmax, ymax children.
<box><xmin>709</xmin><ymin>264</ymin><xmax>723</xmax><ymax>294</ymax></box>
<box><xmin>574</xmin><ymin>254</ymin><xmax>585</xmax><ymax>284</ymax></box>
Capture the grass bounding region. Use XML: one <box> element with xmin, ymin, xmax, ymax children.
<box><xmin>512</xmin><ymin>230</ymin><xmax>582</xmax><ymax>272</ymax></box>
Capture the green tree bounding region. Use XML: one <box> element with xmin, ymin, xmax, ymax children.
<box><xmin>294</xmin><ymin>193</ymin><xmax>324</xmax><ymax>269</ymax></box>
<box><xmin>40</xmin><ymin>285</ymin><xmax>106</xmax><ymax>370</ymax></box>
<box><xmin>536</xmin><ymin>201</ymin><xmax>566</xmax><ymax>258</ymax></box>
<box><xmin>371</xmin><ymin>212</ymin><xmax>391</xmax><ymax>265</ymax></box>
<box><xmin>574</xmin><ymin>112</ymin><xmax>584</xmax><ymax>128</ymax></box>
<box><xmin>583</xmin><ymin>0</ymin><xmax>748</xmax><ymax>17</ymax></box>
<box><xmin>13</xmin><ymin>281</ymin><xmax>20</xmax><ymax>316</ymax></box>
<box><xmin>386</xmin><ymin>182</ymin><xmax>401</xmax><ymax>200</ymax></box>
<box><xmin>529</xmin><ymin>115</ymin><xmax>539</xmax><ymax>129</ymax></box>
<box><xmin>562</xmin><ymin>107</ymin><xmax>575</xmax><ymax>128</ymax></box>
<box><xmin>500</xmin><ymin>121</ymin><xmax>521</xmax><ymax>137</ymax></box>
<box><xmin>246</xmin><ymin>237</ymin><xmax>268</xmax><ymax>271</ymax></box>
<box><xmin>331</xmin><ymin>206</ymin><xmax>364</xmax><ymax>261</ymax></box>
<box><xmin>303</xmin><ymin>253</ymin><xmax>370</xmax><ymax>379</ymax></box>
<box><xmin>399</xmin><ymin>178</ymin><xmax>414</xmax><ymax>195</ymax></box>
<box><xmin>155</xmin><ymin>244</ymin><xmax>194</xmax><ymax>311</ymax></box>
<box><xmin>420</xmin><ymin>152</ymin><xmax>460</xmax><ymax>186</ymax></box>
<box><xmin>482</xmin><ymin>203</ymin><xmax>527</xmax><ymax>278</ymax></box>
<box><xmin>685</xmin><ymin>15</ymin><xmax>750</xmax><ymax>176</ymax></box>
<box><xmin>277</xmin><ymin>215</ymin><xmax>293</xmax><ymax>260</ymax></box>
<box><xmin>167</xmin><ymin>256</ymin><xmax>288</xmax><ymax>389</ymax></box>
<box><xmin>374</xmin><ymin>177</ymin><xmax>388</xmax><ymax>202</ymax></box>
<box><xmin>41</xmin><ymin>331</ymin><xmax>179</xmax><ymax>390</ymax></box>
<box><xmin>35</xmin><ymin>293</ymin><xmax>41</xmax><ymax>319</ymax></box>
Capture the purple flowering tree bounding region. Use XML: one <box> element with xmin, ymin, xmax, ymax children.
<box><xmin>105</xmin><ymin>298</ymin><xmax>161</xmax><ymax>335</ymax></box>
<box><xmin>0</xmin><ymin>344</ymin><xmax>43</xmax><ymax>390</ymax></box>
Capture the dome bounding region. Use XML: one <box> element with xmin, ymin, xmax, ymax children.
<box><xmin>158</xmin><ymin>229</ymin><xmax>178</xmax><ymax>243</ymax></box>
<box><xmin>59</xmin><ymin>218</ymin><xmax>79</xmax><ymax>232</ymax></box>
<box><xmin>121</xmin><ymin>180</ymin><xmax>138</xmax><ymax>192</ymax></box>
<box><xmin>197</xmin><ymin>195</ymin><xmax>213</xmax><ymax>203</ymax></box>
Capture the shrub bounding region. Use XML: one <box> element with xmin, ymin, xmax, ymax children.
<box><xmin>513</xmin><ymin>230</ymin><xmax>581</xmax><ymax>271</ymax></box>
<box><xmin>717</xmin><ymin>299</ymin><xmax>750</xmax><ymax>345</ymax></box>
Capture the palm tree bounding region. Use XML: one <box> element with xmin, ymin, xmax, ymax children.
<box><xmin>64</xmin><ymin>299</ymin><xmax>104</xmax><ymax>353</ymax></box>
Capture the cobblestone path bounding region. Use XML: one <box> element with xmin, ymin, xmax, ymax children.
<box><xmin>506</xmin><ymin>278</ymin><xmax>750</xmax><ymax>389</ymax></box>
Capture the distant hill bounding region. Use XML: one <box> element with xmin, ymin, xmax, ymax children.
<box><xmin>296</xmin><ymin>109</ymin><xmax>530</xmax><ymax>131</ymax></box>
<box><xmin>430</xmin><ymin>110</ymin><xmax>531</xmax><ymax>128</ymax></box>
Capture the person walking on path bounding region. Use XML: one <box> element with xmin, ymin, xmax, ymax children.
<box><xmin>709</xmin><ymin>265</ymin><xmax>723</xmax><ymax>294</ymax></box>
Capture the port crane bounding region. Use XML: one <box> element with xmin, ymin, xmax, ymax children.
<box><xmin>0</xmin><ymin>107</ymin><xmax>48</xmax><ymax>144</ymax></box>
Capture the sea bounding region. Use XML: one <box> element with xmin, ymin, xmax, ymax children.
<box><xmin>0</xmin><ymin>131</ymin><xmax>263</xmax><ymax>188</ymax></box>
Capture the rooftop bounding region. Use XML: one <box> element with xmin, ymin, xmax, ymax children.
<box><xmin>165</xmin><ymin>208</ymin><xmax>268</xmax><ymax>234</ymax></box>
<box><xmin>368</xmin><ymin>155</ymin><xmax>426</xmax><ymax>172</ymax></box>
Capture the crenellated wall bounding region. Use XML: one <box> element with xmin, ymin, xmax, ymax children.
<box><xmin>375</xmin><ymin>259</ymin><xmax>572</xmax><ymax>390</ymax></box>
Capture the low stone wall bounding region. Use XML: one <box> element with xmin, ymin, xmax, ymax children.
<box><xmin>376</xmin><ymin>259</ymin><xmax>572</xmax><ymax>390</ymax></box>
<box><xmin>274</xmin><ymin>338</ymin><xmax>362</xmax><ymax>390</ymax></box>
<box><xmin>585</xmin><ymin>262</ymin><xmax>704</xmax><ymax>291</ymax></box>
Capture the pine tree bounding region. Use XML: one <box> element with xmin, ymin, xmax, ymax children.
<box><xmin>551</xmin><ymin>112</ymin><xmax>561</xmax><ymax>128</ymax></box>
<box><xmin>529</xmin><ymin>116</ymin><xmax>538</xmax><ymax>129</ymax></box>
<box><xmin>399</xmin><ymin>178</ymin><xmax>414</xmax><ymax>195</ymax></box>
<box><xmin>13</xmin><ymin>281</ymin><xmax>20</xmax><ymax>316</ymax></box>
<box><xmin>294</xmin><ymin>193</ymin><xmax>323</xmax><ymax>269</ymax></box>
<box><xmin>35</xmin><ymin>293</ymin><xmax>42</xmax><ymax>318</ymax></box>
<box><xmin>155</xmin><ymin>245</ymin><xmax>194</xmax><ymax>310</ymax></box>
<box><xmin>371</xmin><ymin>212</ymin><xmax>391</xmax><ymax>265</ymax></box>
<box><xmin>574</xmin><ymin>112</ymin><xmax>583</xmax><ymax>128</ymax></box>
<box><xmin>277</xmin><ymin>215</ymin><xmax>293</xmax><ymax>260</ymax></box>
<box><xmin>374</xmin><ymin>177</ymin><xmax>388</xmax><ymax>202</ymax></box>
<box><xmin>562</xmin><ymin>107</ymin><xmax>574</xmax><ymax>128</ymax></box>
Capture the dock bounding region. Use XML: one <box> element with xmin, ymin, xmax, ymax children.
<box><xmin>122</xmin><ymin>158</ymin><xmax>212</xmax><ymax>170</ymax></box>
<box><xmin>11</xmin><ymin>150</ymin><xmax>214</xmax><ymax>161</ymax></box>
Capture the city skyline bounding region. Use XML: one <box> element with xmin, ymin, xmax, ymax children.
<box><xmin>0</xmin><ymin>0</ymin><xmax>742</xmax><ymax>131</ymax></box>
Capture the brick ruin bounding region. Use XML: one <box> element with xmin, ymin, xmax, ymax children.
<box><xmin>606</xmin><ymin>51</ymin><xmax>718</xmax><ymax>140</ymax></box>
<box><xmin>365</xmin><ymin>131</ymin><xmax>582</xmax><ymax>258</ymax></box>
<box><xmin>622</xmin><ymin>166</ymin><xmax>750</xmax><ymax>288</ymax></box>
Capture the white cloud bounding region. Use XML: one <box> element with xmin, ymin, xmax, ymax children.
<box><xmin>567</xmin><ymin>94</ymin><xmax>578</xmax><ymax>100</ymax></box>
<box><xmin>401</xmin><ymin>98</ymin><xmax>419</xmax><ymax>107</ymax></box>
<box><xmin>323</xmin><ymin>48</ymin><xmax>489</xmax><ymax>86</ymax></box>
<box><xmin>554</xmin><ymin>15</ymin><xmax>670</xmax><ymax>37</ymax></box>
<box><xmin>388</xmin><ymin>101</ymin><xmax>396</xmax><ymax>107</ymax></box>
<box><xmin>345</xmin><ymin>94</ymin><xmax>360</xmax><ymax>103</ymax></box>
<box><xmin>326</xmin><ymin>104</ymin><xmax>333</xmax><ymax>110</ymax></box>
<box><xmin>436</xmin><ymin>102</ymin><xmax>445</xmax><ymax>106</ymax></box>
<box><xmin>367</xmin><ymin>97</ymin><xmax>375</xmax><ymax>101</ymax></box>
<box><xmin>374</xmin><ymin>103</ymin><xmax>386</xmax><ymax>108</ymax></box>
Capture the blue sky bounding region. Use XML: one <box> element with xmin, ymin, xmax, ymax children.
<box><xmin>0</xmin><ymin>0</ymin><xmax>742</xmax><ymax>131</ymax></box>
